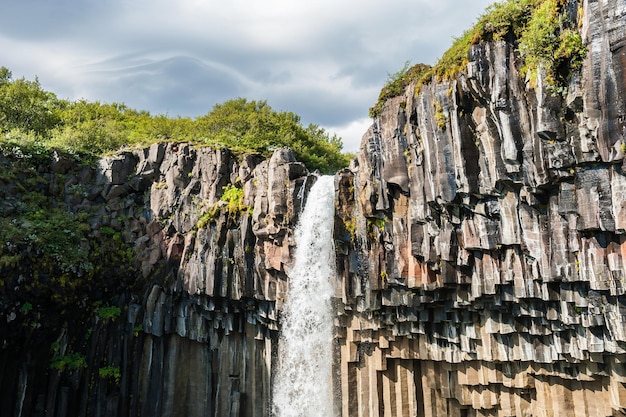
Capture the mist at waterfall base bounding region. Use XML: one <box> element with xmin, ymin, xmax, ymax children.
<box><xmin>272</xmin><ymin>175</ymin><xmax>337</xmax><ymax>417</ymax></box>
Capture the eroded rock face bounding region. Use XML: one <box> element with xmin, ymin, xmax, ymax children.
<box><xmin>333</xmin><ymin>1</ymin><xmax>626</xmax><ymax>416</ymax></box>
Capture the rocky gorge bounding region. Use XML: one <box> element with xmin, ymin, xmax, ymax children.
<box><xmin>1</xmin><ymin>0</ymin><xmax>626</xmax><ymax>416</ymax></box>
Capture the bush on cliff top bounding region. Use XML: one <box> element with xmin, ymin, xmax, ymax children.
<box><xmin>0</xmin><ymin>67</ymin><xmax>350</xmax><ymax>173</ymax></box>
<box><xmin>370</xmin><ymin>0</ymin><xmax>586</xmax><ymax>116</ymax></box>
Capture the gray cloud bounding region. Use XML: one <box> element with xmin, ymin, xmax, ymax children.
<box><xmin>0</xmin><ymin>0</ymin><xmax>495</xmax><ymax>151</ymax></box>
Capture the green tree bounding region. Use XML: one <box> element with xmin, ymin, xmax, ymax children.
<box><xmin>0</xmin><ymin>66</ymin><xmax>62</xmax><ymax>136</ymax></box>
<box><xmin>194</xmin><ymin>98</ymin><xmax>350</xmax><ymax>172</ymax></box>
<box><xmin>0</xmin><ymin>69</ymin><xmax>350</xmax><ymax>172</ymax></box>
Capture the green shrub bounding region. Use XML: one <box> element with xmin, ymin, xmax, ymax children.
<box><xmin>99</xmin><ymin>365</ymin><xmax>121</xmax><ymax>383</ymax></box>
<box><xmin>518</xmin><ymin>0</ymin><xmax>586</xmax><ymax>86</ymax></box>
<box><xmin>369</xmin><ymin>62</ymin><xmax>432</xmax><ymax>117</ymax></box>
<box><xmin>50</xmin><ymin>353</ymin><xmax>87</xmax><ymax>371</ymax></box>
<box><xmin>96</xmin><ymin>305</ymin><xmax>121</xmax><ymax>321</ymax></box>
<box><xmin>220</xmin><ymin>184</ymin><xmax>247</xmax><ymax>215</ymax></box>
<box><xmin>432</xmin><ymin>0</ymin><xmax>539</xmax><ymax>81</ymax></box>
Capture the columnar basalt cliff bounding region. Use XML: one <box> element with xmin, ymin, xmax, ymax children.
<box><xmin>0</xmin><ymin>144</ymin><xmax>313</xmax><ymax>417</ymax></box>
<box><xmin>1</xmin><ymin>0</ymin><xmax>626</xmax><ymax>417</ymax></box>
<box><xmin>333</xmin><ymin>0</ymin><xmax>626</xmax><ymax>416</ymax></box>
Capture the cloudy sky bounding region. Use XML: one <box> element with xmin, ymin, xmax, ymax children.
<box><xmin>0</xmin><ymin>0</ymin><xmax>494</xmax><ymax>152</ymax></box>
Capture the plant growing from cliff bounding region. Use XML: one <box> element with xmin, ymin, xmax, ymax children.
<box><xmin>195</xmin><ymin>184</ymin><xmax>251</xmax><ymax>229</ymax></box>
<box><xmin>99</xmin><ymin>365</ymin><xmax>121</xmax><ymax>384</ymax></box>
<box><xmin>433</xmin><ymin>102</ymin><xmax>448</xmax><ymax>131</ymax></box>
<box><xmin>431</xmin><ymin>0</ymin><xmax>540</xmax><ymax>81</ymax></box>
<box><xmin>196</xmin><ymin>205</ymin><xmax>221</xmax><ymax>229</ymax></box>
<box><xmin>133</xmin><ymin>324</ymin><xmax>144</xmax><ymax>337</ymax></box>
<box><xmin>369</xmin><ymin>62</ymin><xmax>432</xmax><ymax>117</ymax></box>
<box><xmin>96</xmin><ymin>305</ymin><xmax>121</xmax><ymax>321</ymax></box>
<box><xmin>371</xmin><ymin>0</ymin><xmax>586</xmax><ymax>110</ymax></box>
<box><xmin>343</xmin><ymin>217</ymin><xmax>357</xmax><ymax>242</ymax></box>
<box><xmin>50</xmin><ymin>352</ymin><xmax>87</xmax><ymax>372</ymax></box>
<box><xmin>220</xmin><ymin>184</ymin><xmax>247</xmax><ymax>216</ymax></box>
<box><xmin>518</xmin><ymin>0</ymin><xmax>561</xmax><ymax>85</ymax></box>
<box><xmin>0</xmin><ymin>204</ymin><xmax>93</xmax><ymax>276</ymax></box>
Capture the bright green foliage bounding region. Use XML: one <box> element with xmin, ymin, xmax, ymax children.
<box><xmin>519</xmin><ymin>0</ymin><xmax>586</xmax><ymax>86</ymax></box>
<box><xmin>0</xmin><ymin>67</ymin><xmax>62</xmax><ymax>136</ymax></box>
<box><xmin>518</xmin><ymin>0</ymin><xmax>560</xmax><ymax>83</ymax></box>
<box><xmin>434</xmin><ymin>102</ymin><xmax>448</xmax><ymax>131</ymax></box>
<box><xmin>49</xmin><ymin>100</ymin><xmax>135</xmax><ymax>156</ymax></box>
<box><xmin>196</xmin><ymin>205</ymin><xmax>221</xmax><ymax>229</ymax></box>
<box><xmin>432</xmin><ymin>0</ymin><xmax>540</xmax><ymax>80</ymax></box>
<box><xmin>196</xmin><ymin>183</ymin><xmax>252</xmax><ymax>229</ymax></box>
<box><xmin>0</xmin><ymin>68</ymin><xmax>350</xmax><ymax>173</ymax></box>
<box><xmin>220</xmin><ymin>184</ymin><xmax>247</xmax><ymax>216</ymax></box>
<box><xmin>195</xmin><ymin>98</ymin><xmax>349</xmax><ymax>173</ymax></box>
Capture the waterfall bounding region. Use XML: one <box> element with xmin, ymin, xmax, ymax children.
<box><xmin>272</xmin><ymin>175</ymin><xmax>336</xmax><ymax>417</ymax></box>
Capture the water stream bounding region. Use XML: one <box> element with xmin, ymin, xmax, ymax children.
<box><xmin>272</xmin><ymin>175</ymin><xmax>336</xmax><ymax>417</ymax></box>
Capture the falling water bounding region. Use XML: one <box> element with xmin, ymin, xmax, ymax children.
<box><xmin>272</xmin><ymin>175</ymin><xmax>336</xmax><ymax>417</ymax></box>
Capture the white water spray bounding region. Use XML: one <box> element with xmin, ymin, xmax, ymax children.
<box><xmin>272</xmin><ymin>175</ymin><xmax>336</xmax><ymax>417</ymax></box>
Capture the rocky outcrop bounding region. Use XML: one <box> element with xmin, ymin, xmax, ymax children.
<box><xmin>333</xmin><ymin>0</ymin><xmax>626</xmax><ymax>416</ymax></box>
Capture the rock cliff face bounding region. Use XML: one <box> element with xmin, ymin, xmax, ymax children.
<box><xmin>0</xmin><ymin>143</ymin><xmax>313</xmax><ymax>417</ymax></box>
<box><xmin>2</xmin><ymin>1</ymin><xmax>626</xmax><ymax>417</ymax></box>
<box><xmin>333</xmin><ymin>0</ymin><xmax>626</xmax><ymax>415</ymax></box>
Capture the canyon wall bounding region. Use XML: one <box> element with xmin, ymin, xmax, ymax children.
<box><xmin>332</xmin><ymin>0</ymin><xmax>626</xmax><ymax>415</ymax></box>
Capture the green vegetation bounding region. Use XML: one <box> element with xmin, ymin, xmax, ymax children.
<box><xmin>433</xmin><ymin>0</ymin><xmax>541</xmax><ymax>81</ymax></box>
<box><xmin>133</xmin><ymin>324</ymin><xmax>144</xmax><ymax>337</ymax></box>
<box><xmin>0</xmin><ymin>68</ymin><xmax>350</xmax><ymax>173</ymax></box>
<box><xmin>96</xmin><ymin>305</ymin><xmax>121</xmax><ymax>321</ymax></box>
<box><xmin>0</xmin><ymin>144</ymin><xmax>139</xmax><ymax>315</ymax></box>
<box><xmin>0</xmin><ymin>201</ymin><xmax>92</xmax><ymax>276</ymax></box>
<box><xmin>371</xmin><ymin>0</ymin><xmax>586</xmax><ymax>114</ymax></box>
<box><xmin>220</xmin><ymin>184</ymin><xmax>247</xmax><ymax>216</ymax></box>
<box><xmin>434</xmin><ymin>102</ymin><xmax>448</xmax><ymax>131</ymax></box>
<box><xmin>99</xmin><ymin>365</ymin><xmax>121</xmax><ymax>383</ymax></box>
<box><xmin>518</xmin><ymin>0</ymin><xmax>586</xmax><ymax>87</ymax></box>
<box><xmin>196</xmin><ymin>183</ymin><xmax>252</xmax><ymax>229</ymax></box>
<box><xmin>343</xmin><ymin>217</ymin><xmax>357</xmax><ymax>241</ymax></box>
<box><xmin>50</xmin><ymin>352</ymin><xmax>87</xmax><ymax>371</ymax></box>
<box><xmin>369</xmin><ymin>62</ymin><xmax>432</xmax><ymax>117</ymax></box>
